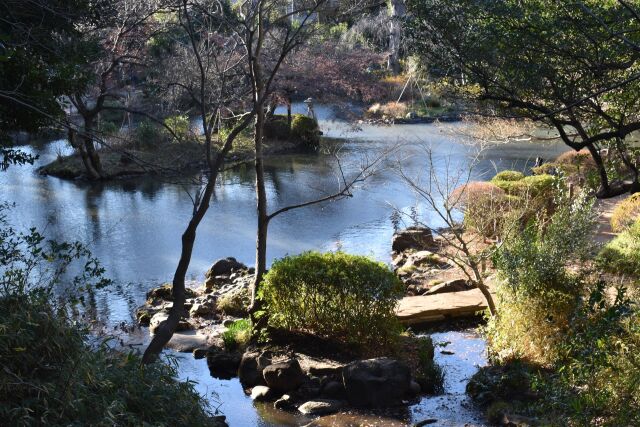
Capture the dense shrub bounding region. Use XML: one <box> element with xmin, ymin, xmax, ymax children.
<box><xmin>486</xmin><ymin>193</ymin><xmax>596</xmax><ymax>364</ymax></box>
<box><xmin>164</xmin><ymin>114</ymin><xmax>192</xmax><ymax>142</ymax></box>
<box><xmin>290</xmin><ymin>114</ymin><xmax>320</xmax><ymax>149</ymax></box>
<box><xmin>610</xmin><ymin>193</ymin><xmax>640</xmax><ymax>232</ymax></box>
<box><xmin>263</xmin><ymin>115</ymin><xmax>290</xmax><ymax>140</ymax></box>
<box><xmin>450</xmin><ymin>181</ymin><xmax>511</xmax><ymax>237</ymax></box>
<box><xmin>492</xmin><ymin>170</ymin><xmax>525</xmax><ymax>182</ymax></box>
<box><xmin>259</xmin><ymin>251</ymin><xmax>403</xmax><ymax>348</ymax></box>
<box><xmin>598</xmin><ymin>218</ymin><xmax>640</xmax><ymax>277</ymax></box>
<box><xmin>491</xmin><ymin>174</ymin><xmax>556</xmax><ymax>199</ymax></box>
<box><xmin>135</xmin><ymin>120</ymin><xmax>163</xmax><ymax>149</ymax></box>
<box><xmin>0</xmin><ymin>208</ymin><xmax>219</xmax><ymax>426</ymax></box>
<box><xmin>555</xmin><ymin>149</ymin><xmax>595</xmax><ymax>168</ymax></box>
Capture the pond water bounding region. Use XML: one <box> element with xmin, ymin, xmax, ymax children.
<box><xmin>2</xmin><ymin>105</ymin><xmax>566</xmax><ymax>426</ymax></box>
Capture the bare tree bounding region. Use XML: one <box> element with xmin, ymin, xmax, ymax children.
<box><xmin>393</xmin><ymin>145</ymin><xmax>514</xmax><ymax>316</ymax></box>
<box><xmin>142</xmin><ymin>0</ymin><xmax>255</xmax><ymax>364</ymax></box>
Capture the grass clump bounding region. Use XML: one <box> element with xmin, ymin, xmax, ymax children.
<box><xmin>610</xmin><ymin>193</ymin><xmax>640</xmax><ymax>233</ymax></box>
<box><xmin>217</xmin><ymin>287</ymin><xmax>250</xmax><ymax>317</ymax></box>
<box><xmin>221</xmin><ymin>319</ymin><xmax>251</xmax><ymax>351</ymax></box>
<box><xmin>259</xmin><ymin>251</ymin><xmax>403</xmax><ymax>349</ymax></box>
<box><xmin>598</xmin><ymin>217</ymin><xmax>640</xmax><ymax>278</ymax></box>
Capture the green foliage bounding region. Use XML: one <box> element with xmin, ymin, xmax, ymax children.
<box><xmin>263</xmin><ymin>115</ymin><xmax>290</xmax><ymax>140</ymax></box>
<box><xmin>486</xmin><ymin>193</ymin><xmax>596</xmax><ymax>363</ymax></box>
<box><xmin>290</xmin><ymin>114</ymin><xmax>320</xmax><ymax>149</ymax></box>
<box><xmin>135</xmin><ymin>120</ymin><xmax>163</xmax><ymax>150</ymax></box>
<box><xmin>0</xmin><ymin>206</ymin><xmax>218</xmax><ymax>426</ymax></box>
<box><xmin>545</xmin><ymin>285</ymin><xmax>640</xmax><ymax>426</ymax></box>
<box><xmin>416</xmin><ymin>336</ymin><xmax>445</xmax><ymax>394</ymax></box>
<box><xmin>164</xmin><ymin>115</ymin><xmax>192</xmax><ymax>142</ymax></box>
<box><xmin>221</xmin><ymin>319</ymin><xmax>251</xmax><ymax>351</ymax></box>
<box><xmin>598</xmin><ymin>218</ymin><xmax>640</xmax><ymax>278</ymax></box>
<box><xmin>492</xmin><ymin>170</ymin><xmax>525</xmax><ymax>182</ymax></box>
<box><xmin>611</xmin><ymin>193</ymin><xmax>640</xmax><ymax>233</ymax></box>
<box><xmin>259</xmin><ymin>251</ymin><xmax>403</xmax><ymax>348</ymax></box>
<box><xmin>491</xmin><ymin>174</ymin><xmax>556</xmax><ymax>199</ymax></box>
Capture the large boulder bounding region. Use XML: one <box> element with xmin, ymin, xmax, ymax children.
<box><xmin>206</xmin><ymin>257</ymin><xmax>247</xmax><ymax>278</ymax></box>
<box><xmin>392</xmin><ymin>227</ymin><xmax>435</xmax><ymax>253</ymax></box>
<box><xmin>146</xmin><ymin>283</ymin><xmax>196</xmax><ymax>302</ymax></box>
<box><xmin>207</xmin><ymin>349</ymin><xmax>242</xmax><ymax>379</ymax></box>
<box><xmin>238</xmin><ymin>350</ymin><xmax>273</xmax><ymax>387</ymax></box>
<box><xmin>342</xmin><ymin>358</ymin><xmax>411</xmax><ymax>407</ymax></box>
<box><xmin>263</xmin><ymin>359</ymin><xmax>306</xmax><ymax>392</ymax></box>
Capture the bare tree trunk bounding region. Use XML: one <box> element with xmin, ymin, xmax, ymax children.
<box><xmin>587</xmin><ymin>143</ymin><xmax>612</xmax><ymax>197</ymax></box>
<box><xmin>250</xmin><ymin>107</ymin><xmax>269</xmax><ymax>318</ymax></box>
<box><xmin>142</xmin><ymin>169</ymin><xmax>217</xmax><ymax>364</ymax></box>
<box><xmin>69</xmin><ymin>128</ymin><xmax>101</xmax><ymax>180</ymax></box>
<box><xmin>83</xmin><ymin>115</ymin><xmax>104</xmax><ymax>178</ymax></box>
<box><xmin>387</xmin><ymin>0</ymin><xmax>406</xmax><ymax>75</ymax></box>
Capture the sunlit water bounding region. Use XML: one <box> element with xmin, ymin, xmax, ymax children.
<box><xmin>2</xmin><ymin>104</ymin><xmax>565</xmax><ymax>425</ymax></box>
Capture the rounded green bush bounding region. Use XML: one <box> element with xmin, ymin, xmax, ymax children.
<box><xmin>264</xmin><ymin>115</ymin><xmax>291</xmax><ymax>140</ymax></box>
<box><xmin>492</xmin><ymin>170</ymin><xmax>525</xmax><ymax>182</ymax></box>
<box><xmin>492</xmin><ymin>174</ymin><xmax>556</xmax><ymax>198</ymax></box>
<box><xmin>290</xmin><ymin>114</ymin><xmax>320</xmax><ymax>149</ymax></box>
<box><xmin>259</xmin><ymin>251</ymin><xmax>403</xmax><ymax>348</ymax></box>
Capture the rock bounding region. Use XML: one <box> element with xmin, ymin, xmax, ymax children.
<box><xmin>392</xmin><ymin>227</ymin><xmax>435</xmax><ymax>253</ymax></box>
<box><xmin>298</xmin><ymin>399</ymin><xmax>345</xmax><ymax>416</ymax></box>
<box><xmin>146</xmin><ymin>283</ymin><xmax>196</xmax><ymax>302</ymax></box>
<box><xmin>189</xmin><ymin>299</ymin><xmax>217</xmax><ymax>317</ymax></box>
<box><xmin>409</xmin><ymin>380</ymin><xmax>421</xmax><ymax>396</ymax></box>
<box><xmin>239</xmin><ymin>350</ymin><xmax>272</xmax><ymax>387</ymax></box>
<box><xmin>406</xmin><ymin>251</ymin><xmax>449</xmax><ymax>269</ymax></box>
<box><xmin>222</xmin><ymin>319</ymin><xmax>235</xmax><ymax>327</ymax></box>
<box><xmin>321</xmin><ymin>381</ymin><xmax>346</xmax><ymax>399</ymax></box>
<box><xmin>212</xmin><ymin>415</ymin><xmax>227</xmax><ymax>427</ymax></box>
<box><xmin>207</xmin><ymin>257</ymin><xmax>246</xmax><ymax>278</ymax></box>
<box><xmin>342</xmin><ymin>358</ymin><xmax>411</xmax><ymax>407</ymax></box>
<box><xmin>250</xmin><ymin>385</ymin><xmax>277</xmax><ymax>401</ymax></box>
<box><xmin>274</xmin><ymin>394</ymin><xmax>295</xmax><ymax>410</ymax></box>
<box><xmin>135</xmin><ymin>307</ymin><xmax>155</xmax><ymax>326</ymax></box>
<box><xmin>396</xmin><ymin>288</ymin><xmax>493</xmax><ymax>325</ymax></box>
<box><xmin>207</xmin><ymin>349</ymin><xmax>242</xmax><ymax>379</ymax></box>
<box><xmin>424</xmin><ymin>278</ymin><xmax>472</xmax><ymax>295</ymax></box>
<box><xmin>193</xmin><ymin>348</ymin><xmax>209</xmax><ymax>359</ymax></box>
<box><xmin>167</xmin><ymin>331</ymin><xmax>208</xmax><ymax>352</ymax></box>
<box><xmin>263</xmin><ymin>359</ymin><xmax>306</xmax><ymax>392</ymax></box>
<box><xmin>149</xmin><ymin>311</ymin><xmax>192</xmax><ymax>334</ymax></box>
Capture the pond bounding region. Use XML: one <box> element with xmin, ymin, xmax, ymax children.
<box><xmin>2</xmin><ymin>105</ymin><xmax>566</xmax><ymax>425</ymax></box>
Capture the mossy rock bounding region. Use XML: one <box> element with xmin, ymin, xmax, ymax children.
<box><xmin>290</xmin><ymin>114</ymin><xmax>320</xmax><ymax>149</ymax></box>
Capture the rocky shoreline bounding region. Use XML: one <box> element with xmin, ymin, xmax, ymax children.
<box><xmin>133</xmin><ymin>225</ymin><xmax>495</xmax><ymax>424</ymax></box>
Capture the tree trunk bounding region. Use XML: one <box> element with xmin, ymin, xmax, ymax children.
<box><xmin>142</xmin><ymin>165</ymin><xmax>219</xmax><ymax>364</ymax></box>
<box><xmin>287</xmin><ymin>98</ymin><xmax>292</xmax><ymax>130</ymax></box>
<box><xmin>69</xmin><ymin>128</ymin><xmax>100</xmax><ymax>180</ymax></box>
<box><xmin>615</xmin><ymin>137</ymin><xmax>640</xmax><ymax>193</ymax></box>
<box><xmin>586</xmin><ymin>144</ymin><xmax>612</xmax><ymax>198</ymax></box>
<box><xmin>250</xmin><ymin>106</ymin><xmax>269</xmax><ymax>319</ymax></box>
<box><xmin>387</xmin><ymin>0</ymin><xmax>406</xmax><ymax>75</ymax></box>
<box><xmin>83</xmin><ymin>116</ymin><xmax>104</xmax><ymax>179</ymax></box>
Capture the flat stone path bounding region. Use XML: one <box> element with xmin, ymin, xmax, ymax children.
<box><xmin>396</xmin><ymin>288</ymin><xmax>492</xmax><ymax>325</ymax></box>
